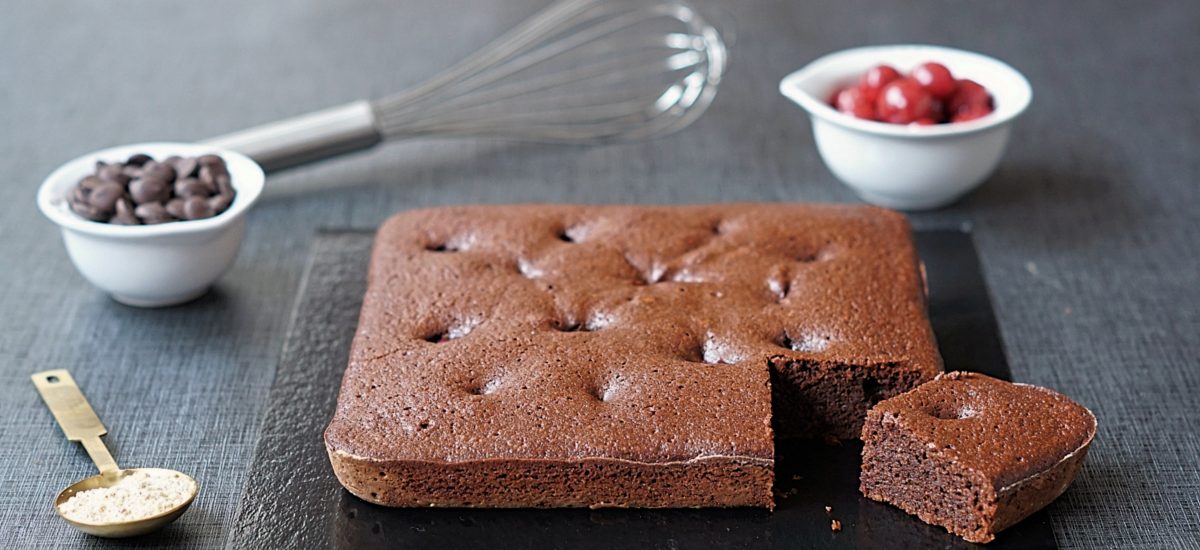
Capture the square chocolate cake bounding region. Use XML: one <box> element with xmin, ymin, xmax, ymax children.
<box><xmin>325</xmin><ymin>204</ymin><xmax>941</xmax><ymax>508</ymax></box>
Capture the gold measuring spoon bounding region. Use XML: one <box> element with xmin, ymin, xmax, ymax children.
<box><xmin>32</xmin><ymin>369</ymin><xmax>198</xmax><ymax>538</ymax></box>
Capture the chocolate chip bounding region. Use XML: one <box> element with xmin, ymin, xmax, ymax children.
<box><xmin>214</xmin><ymin>174</ymin><xmax>233</xmax><ymax>197</ymax></box>
<box><xmin>207</xmin><ymin>193</ymin><xmax>232</xmax><ymax>214</ymax></box>
<box><xmin>173</xmin><ymin>157</ymin><xmax>198</xmax><ymax>179</ymax></box>
<box><xmin>69</xmin><ymin>152</ymin><xmax>235</xmax><ymax>225</ymax></box>
<box><xmin>126</xmin><ymin>153</ymin><xmax>153</xmax><ymax>166</ymax></box>
<box><xmin>100</xmin><ymin>166</ymin><xmax>130</xmax><ymax>185</ymax></box>
<box><xmin>174</xmin><ymin>177</ymin><xmax>212</xmax><ymax>198</ymax></box>
<box><xmin>134</xmin><ymin>202</ymin><xmax>172</xmax><ymax>224</ymax></box>
<box><xmin>69</xmin><ymin>186</ymin><xmax>90</xmax><ymax>205</ymax></box>
<box><xmin>182</xmin><ymin>196</ymin><xmax>214</xmax><ymax>220</ymax></box>
<box><xmin>111</xmin><ymin>198</ymin><xmax>140</xmax><ymax>225</ymax></box>
<box><xmin>198</xmin><ymin>164</ymin><xmax>219</xmax><ymax>186</ymax></box>
<box><xmin>165</xmin><ymin>198</ymin><xmax>187</xmax><ymax>219</ymax></box>
<box><xmin>141</xmin><ymin>161</ymin><xmax>176</xmax><ymax>184</ymax></box>
<box><xmin>97</xmin><ymin>160</ymin><xmax>130</xmax><ymax>182</ymax></box>
<box><xmin>77</xmin><ymin>177</ymin><xmax>104</xmax><ymax>193</ymax></box>
<box><xmin>87</xmin><ymin>181</ymin><xmax>126</xmax><ymax>212</ymax></box>
<box><xmin>70</xmin><ymin>201</ymin><xmax>109</xmax><ymax>221</ymax></box>
<box><xmin>129</xmin><ymin>177</ymin><xmax>169</xmax><ymax>204</ymax></box>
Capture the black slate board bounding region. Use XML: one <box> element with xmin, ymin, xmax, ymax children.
<box><xmin>230</xmin><ymin>228</ymin><xmax>1057</xmax><ymax>550</ymax></box>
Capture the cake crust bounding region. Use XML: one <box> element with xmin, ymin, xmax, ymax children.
<box><xmin>325</xmin><ymin>204</ymin><xmax>941</xmax><ymax>508</ymax></box>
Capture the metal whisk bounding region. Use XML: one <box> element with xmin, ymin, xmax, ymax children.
<box><xmin>203</xmin><ymin>0</ymin><xmax>726</xmax><ymax>173</ymax></box>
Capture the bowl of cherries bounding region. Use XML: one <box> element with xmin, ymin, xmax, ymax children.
<box><xmin>780</xmin><ymin>45</ymin><xmax>1031</xmax><ymax>210</ymax></box>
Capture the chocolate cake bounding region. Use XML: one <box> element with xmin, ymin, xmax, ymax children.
<box><xmin>859</xmin><ymin>371</ymin><xmax>1097</xmax><ymax>543</ymax></box>
<box><xmin>325</xmin><ymin>204</ymin><xmax>941</xmax><ymax>508</ymax></box>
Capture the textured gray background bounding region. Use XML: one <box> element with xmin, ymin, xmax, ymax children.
<box><xmin>0</xmin><ymin>0</ymin><xmax>1197</xmax><ymax>548</ymax></box>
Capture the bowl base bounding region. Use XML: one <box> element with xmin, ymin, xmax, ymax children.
<box><xmin>852</xmin><ymin>188</ymin><xmax>966</xmax><ymax>211</ymax></box>
<box><xmin>111</xmin><ymin>287</ymin><xmax>209</xmax><ymax>308</ymax></box>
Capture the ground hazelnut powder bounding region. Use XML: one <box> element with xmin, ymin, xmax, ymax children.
<box><xmin>58</xmin><ymin>470</ymin><xmax>194</xmax><ymax>524</ymax></box>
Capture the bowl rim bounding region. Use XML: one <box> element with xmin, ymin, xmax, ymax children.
<box><xmin>37</xmin><ymin>142</ymin><xmax>265</xmax><ymax>239</ymax></box>
<box><xmin>779</xmin><ymin>44</ymin><xmax>1032</xmax><ymax>139</ymax></box>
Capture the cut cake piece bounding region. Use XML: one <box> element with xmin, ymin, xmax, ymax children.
<box><xmin>860</xmin><ymin>371</ymin><xmax>1097</xmax><ymax>543</ymax></box>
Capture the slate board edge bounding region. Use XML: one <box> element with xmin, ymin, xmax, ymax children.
<box><xmin>227</xmin><ymin>232</ymin><xmax>374</xmax><ymax>549</ymax></box>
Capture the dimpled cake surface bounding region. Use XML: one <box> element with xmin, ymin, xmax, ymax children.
<box><xmin>324</xmin><ymin>203</ymin><xmax>941</xmax><ymax>508</ymax></box>
<box><xmin>860</xmin><ymin>371</ymin><xmax>1097</xmax><ymax>543</ymax></box>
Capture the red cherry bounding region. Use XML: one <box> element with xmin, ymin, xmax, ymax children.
<box><xmin>859</xmin><ymin>65</ymin><xmax>902</xmax><ymax>100</ymax></box>
<box><xmin>833</xmin><ymin>86</ymin><xmax>876</xmax><ymax>120</ymax></box>
<box><xmin>947</xmin><ymin>79</ymin><xmax>992</xmax><ymax>115</ymax></box>
<box><xmin>929</xmin><ymin>98</ymin><xmax>946</xmax><ymax>123</ymax></box>
<box><xmin>951</xmin><ymin>104</ymin><xmax>992</xmax><ymax>122</ymax></box>
<box><xmin>875</xmin><ymin>78</ymin><xmax>934</xmax><ymax>124</ymax></box>
<box><xmin>911</xmin><ymin>118</ymin><xmax>938</xmax><ymax>126</ymax></box>
<box><xmin>911</xmin><ymin>62</ymin><xmax>957</xmax><ymax>99</ymax></box>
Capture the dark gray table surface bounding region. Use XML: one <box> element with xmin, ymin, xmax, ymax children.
<box><xmin>1</xmin><ymin>1</ymin><xmax>1197</xmax><ymax>548</ymax></box>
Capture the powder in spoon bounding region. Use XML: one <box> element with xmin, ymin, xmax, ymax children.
<box><xmin>58</xmin><ymin>470</ymin><xmax>195</xmax><ymax>524</ymax></box>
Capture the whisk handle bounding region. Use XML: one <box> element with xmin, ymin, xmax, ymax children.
<box><xmin>201</xmin><ymin>101</ymin><xmax>382</xmax><ymax>173</ymax></box>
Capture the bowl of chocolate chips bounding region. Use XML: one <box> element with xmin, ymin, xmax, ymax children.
<box><xmin>37</xmin><ymin>143</ymin><xmax>264</xmax><ymax>307</ymax></box>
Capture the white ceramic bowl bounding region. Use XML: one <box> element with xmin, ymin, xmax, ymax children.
<box><xmin>780</xmin><ymin>44</ymin><xmax>1032</xmax><ymax>210</ymax></box>
<box><xmin>37</xmin><ymin>142</ymin><xmax>265</xmax><ymax>307</ymax></box>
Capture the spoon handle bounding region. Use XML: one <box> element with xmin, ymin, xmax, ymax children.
<box><xmin>32</xmin><ymin>370</ymin><xmax>120</xmax><ymax>477</ymax></box>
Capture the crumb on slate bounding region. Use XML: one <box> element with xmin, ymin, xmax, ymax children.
<box><xmin>774</xmin><ymin>486</ymin><xmax>801</xmax><ymax>500</ymax></box>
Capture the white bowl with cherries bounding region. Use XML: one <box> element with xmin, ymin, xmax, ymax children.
<box><xmin>781</xmin><ymin>44</ymin><xmax>1032</xmax><ymax>210</ymax></box>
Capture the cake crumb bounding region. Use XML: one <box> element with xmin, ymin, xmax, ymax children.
<box><xmin>58</xmin><ymin>470</ymin><xmax>195</xmax><ymax>524</ymax></box>
<box><xmin>831</xmin><ymin>519</ymin><xmax>842</xmax><ymax>532</ymax></box>
<box><xmin>774</xmin><ymin>487</ymin><xmax>801</xmax><ymax>500</ymax></box>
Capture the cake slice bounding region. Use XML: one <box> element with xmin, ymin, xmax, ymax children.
<box><xmin>325</xmin><ymin>204</ymin><xmax>941</xmax><ymax>508</ymax></box>
<box><xmin>859</xmin><ymin>371</ymin><xmax>1097</xmax><ymax>543</ymax></box>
